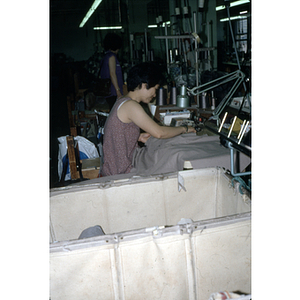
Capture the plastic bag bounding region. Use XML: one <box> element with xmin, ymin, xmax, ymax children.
<box><xmin>57</xmin><ymin>135</ymin><xmax>99</xmax><ymax>181</ymax></box>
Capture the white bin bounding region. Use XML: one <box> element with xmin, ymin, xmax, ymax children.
<box><xmin>50</xmin><ymin>167</ymin><xmax>251</xmax><ymax>300</ymax></box>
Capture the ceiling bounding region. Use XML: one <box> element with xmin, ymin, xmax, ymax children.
<box><xmin>50</xmin><ymin>0</ymin><xmax>251</xmax><ymax>26</ymax></box>
<box><xmin>50</xmin><ymin>0</ymin><xmax>92</xmax><ymax>16</ymax></box>
<box><xmin>50</xmin><ymin>0</ymin><xmax>245</xmax><ymax>13</ymax></box>
<box><xmin>50</xmin><ymin>0</ymin><xmax>153</xmax><ymax>27</ymax></box>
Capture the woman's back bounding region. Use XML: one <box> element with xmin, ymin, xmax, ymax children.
<box><xmin>101</xmin><ymin>97</ymin><xmax>140</xmax><ymax>176</ymax></box>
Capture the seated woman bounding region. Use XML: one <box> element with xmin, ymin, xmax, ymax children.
<box><xmin>101</xmin><ymin>62</ymin><xmax>196</xmax><ymax>177</ymax></box>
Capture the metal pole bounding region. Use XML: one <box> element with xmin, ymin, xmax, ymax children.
<box><xmin>145</xmin><ymin>28</ymin><xmax>148</xmax><ymax>61</ymax></box>
<box><xmin>226</xmin><ymin>4</ymin><xmax>247</xmax><ymax>93</ymax></box>
<box><xmin>193</xmin><ymin>11</ymin><xmax>200</xmax><ymax>108</ymax></box>
<box><xmin>228</xmin><ymin>142</ymin><xmax>251</xmax><ymax>177</ymax></box>
<box><xmin>207</xmin><ymin>21</ymin><xmax>212</xmax><ymax>70</ymax></box>
<box><xmin>165</xmin><ymin>24</ymin><xmax>169</xmax><ymax>74</ymax></box>
<box><xmin>130</xmin><ymin>33</ymin><xmax>133</xmax><ymax>62</ymax></box>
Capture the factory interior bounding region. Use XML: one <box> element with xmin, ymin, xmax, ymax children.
<box><xmin>2</xmin><ymin>1</ymin><xmax>300</xmax><ymax>299</ymax></box>
<box><xmin>48</xmin><ymin>1</ymin><xmax>255</xmax><ymax>298</ymax></box>
<box><xmin>50</xmin><ymin>0</ymin><xmax>252</xmax><ymax>188</ymax></box>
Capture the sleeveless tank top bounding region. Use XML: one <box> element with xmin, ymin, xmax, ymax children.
<box><xmin>100</xmin><ymin>51</ymin><xmax>123</xmax><ymax>97</ymax></box>
<box><xmin>101</xmin><ymin>97</ymin><xmax>140</xmax><ymax>176</ymax></box>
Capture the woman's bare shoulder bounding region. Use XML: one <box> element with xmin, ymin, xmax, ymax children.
<box><xmin>117</xmin><ymin>99</ymin><xmax>144</xmax><ymax>123</ymax></box>
<box><xmin>121</xmin><ymin>99</ymin><xmax>142</xmax><ymax>110</ymax></box>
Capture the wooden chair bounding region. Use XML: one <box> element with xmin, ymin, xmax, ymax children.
<box><xmin>60</xmin><ymin>135</ymin><xmax>100</xmax><ymax>182</ymax></box>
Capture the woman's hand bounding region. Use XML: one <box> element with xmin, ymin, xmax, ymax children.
<box><xmin>116</xmin><ymin>89</ymin><xmax>122</xmax><ymax>99</ymax></box>
<box><xmin>187</xmin><ymin>126</ymin><xmax>196</xmax><ymax>133</ymax></box>
<box><xmin>138</xmin><ymin>133</ymin><xmax>151</xmax><ymax>143</ymax></box>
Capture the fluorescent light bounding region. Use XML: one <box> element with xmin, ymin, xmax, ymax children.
<box><xmin>220</xmin><ymin>15</ymin><xmax>248</xmax><ymax>22</ymax></box>
<box><xmin>216</xmin><ymin>0</ymin><xmax>250</xmax><ymax>11</ymax></box>
<box><xmin>230</xmin><ymin>0</ymin><xmax>250</xmax><ymax>8</ymax></box>
<box><xmin>93</xmin><ymin>26</ymin><xmax>122</xmax><ymax>30</ymax></box>
<box><xmin>79</xmin><ymin>0</ymin><xmax>103</xmax><ymax>28</ymax></box>
<box><xmin>240</xmin><ymin>10</ymin><xmax>248</xmax><ymax>14</ymax></box>
<box><xmin>148</xmin><ymin>21</ymin><xmax>170</xmax><ymax>28</ymax></box>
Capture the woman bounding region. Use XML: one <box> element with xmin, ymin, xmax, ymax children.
<box><xmin>101</xmin><ymin>62</ymin><xmax>196</xmax><ymax>177</ymax></box>
<box><xmin>100</xmin><ymin>33</ymin><xmax>123</xmax><ymax>110</ymax></box>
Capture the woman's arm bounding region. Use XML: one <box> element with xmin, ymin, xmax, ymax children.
<box><xmin>108</xmin><ymin>55</ymin><xmax>122</xmax><ymax>98</ymax></box>
<box><xmin>118</xmin><ymin>100</ymin><xmax>195</xmax><ymax>139</ymax></box>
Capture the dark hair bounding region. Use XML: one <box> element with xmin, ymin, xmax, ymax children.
<box><xmin>127</xmin><ymin>62</ymin><xmax>165</xmax><ymax>91</ymax></box>
<box><xmin>103</xmin><ymin>33</ymin><xmax>122</xmax><ymax>51</ymax></box>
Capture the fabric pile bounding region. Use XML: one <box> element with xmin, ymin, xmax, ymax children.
<box><xmin>131</xmin><ymin>133</ymin><xmax>230</xmax><ymax>176</ymax></box>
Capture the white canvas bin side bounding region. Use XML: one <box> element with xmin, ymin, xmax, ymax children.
<box><xmin>50</xmin><ymin>243</ymin><xmax>117</xmax><ymax>299</ymax></box>
<box><xmin>50</xmin><ymin>167</ymin><xmax>251</xmax><ymax>299</ymax></box>
<box><xmin>193</xmin><ymin>219</ymin><xmax>251</xmax><ymax>300</ymax></box>
<box><xmin>50</xmin><ymin>178</ymin><xmax>168</xmax><ymax>242</ymax></box>
<box><xmin>50</xmin><ymin>168</ymin><xmax>247</xmax><ymax>243</ymax></box>
<box><xmin>50</xmin><ymin>213</ymin><xmax>250</xmax><ymax>300</ymax></box>
<box><xmin>215</xmin><ymin>170</ymin><xmax>251</xmax><ymax>217</ymax></box>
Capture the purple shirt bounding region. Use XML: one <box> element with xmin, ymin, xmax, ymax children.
<box><xmin>100</xmin><ymin>51</ymin><xmax>123</xmax><ymax>97</ymax></box>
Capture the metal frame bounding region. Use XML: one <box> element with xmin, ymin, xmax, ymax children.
<box><xmin>187</xmin><ymin>69</ymin><xmax>245</xmax><ymax>121</ymax></box>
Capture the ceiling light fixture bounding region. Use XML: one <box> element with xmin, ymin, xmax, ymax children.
<box><xmin>79</xmin><ymin>0</ymin><xmax>103</xmax><ymax>28</ymax></box>
<box><xmin>148</xmin><ymin>21</ymin><xmax>170</xmax><ymax>28</ymax></box>
<box><xmin>93</xmin><ymin>26</ymin><xmax>122</xmax><ymax>30</ymax></box>
<box><xmin>216</xmin><ymin>0</ymin><xmax>250</xmax><ymax>11</ymax></box>
<box><xmin>220</xmin><ymin>15</ymin><xmax>248</xmax><ymax>22</ymax></box>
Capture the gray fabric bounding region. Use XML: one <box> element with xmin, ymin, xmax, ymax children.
<box><xmin>78</xmin><ymin>225</ymin><xmax>105</xmax><ymax>239</ymax></box>
<box><xmin>131</xmin><ymin>133</ymin><xmax>250</xmax><ymax>176</ymax></box>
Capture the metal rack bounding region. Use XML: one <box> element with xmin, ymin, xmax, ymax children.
<box><xmin>205</xmin><ymin>111</ymin><xmax>251</xmax><ymax>179</ymax></box>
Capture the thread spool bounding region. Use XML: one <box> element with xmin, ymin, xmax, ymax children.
<box><xmin>169</xmin><ymin>49</ymin><xmax>173</xmax><ymax>63</ymax></box>
<box><xmin>201</xmin><ymin>92</ymin><xmax>207</xmax><ymax>109</ymax></box>
<box><xmin>175</xmin><ymin>7</ymin><xmax>180</xmax><ymax>15</ymax></box>
<box><xmin>174</xmin><ymin>48</ymin><xmax>179</xmax><ymax>63</ymax></box>
<box><xmin>177</xmin><ymin>85</ymin><xmax>190</xmax><ymax>108</ymax></box>
<box><xmin>199</xmin><ymin>0</ymin><xmax>205</xmax><ymax>8</ymax></box>
<box><xmin>148</xmin><ymin>49</ymin><xmax>154</xmax><ymax>61</ymax></box>
<box><xmin>170</xmin><ymin>86</ymin><xmax>177</xmax><ymax>105</ymax></box>
<box><xmin>183</xmin><ymin>161</ymin><xmax>193</xmax><ymax>170</ymax></box>
<box><xmin>156</xmin><ymin>87</ymin><xmax>166</xmax><ymax>106</ymax></box>
<box><xmin>211</xmin><ymin>97</ymin><xmax>216</xmax><ymax>110</ymax></box>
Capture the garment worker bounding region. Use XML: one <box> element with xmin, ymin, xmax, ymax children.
<box><xmin>101</xmin><ymin>62</ymin><xmax>196</xmax><ymax>177</ymax></box>
<box><xmin>100</xmin><ymin>32</ymin><xmax>123</xmax><ymax>110</ymax></box>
